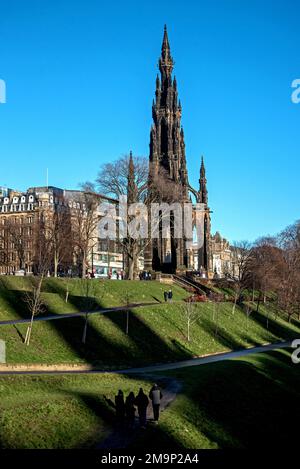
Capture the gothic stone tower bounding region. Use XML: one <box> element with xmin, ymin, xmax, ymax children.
<box><xmin>144</xmin><ymin>26</ymin><xmax>211</xmax><ymax>275</ymax></box>
<box><xmin>198</xmin><ymin>156</ymin><xmax>211</xmax><ymax>273</ymax></box>
<box><xmin>149</xmin><ymin>26</ymin><xmax>189</xmax><ymax>195</ymax></box>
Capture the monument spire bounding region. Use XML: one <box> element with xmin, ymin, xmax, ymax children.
<box><xmin>199</xmin><ymin>156</ymin><xmax>208</xmax><ymax>205</ymax></box>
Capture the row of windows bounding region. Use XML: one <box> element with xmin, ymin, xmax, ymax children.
<box><xmin>0</xmin><ymin>203</ymin><xmax>34</xmax><ymax>213</ymax></box>
<box><xmin>0</xmin><ymin>251</ymin><xmax>32</xmax><ymax>262</ymax></box>
<box><xmin>0</xmin><ymin>216</ymin><xmax>33</xmax><ymax>224</ymax></box>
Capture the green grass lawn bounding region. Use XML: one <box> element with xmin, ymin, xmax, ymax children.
<box><xmin>0</xmin><ymin>277</ymin><xmax>188</xmax><ymax>317</ymax></box>
<box><xmin>0</xmin><ymin>348</ymin><xmax>298</xmax><ymax>449</ymax></box>
<box><xmin>0</xmin><ymin>373</ymin><xmax>153</xmax><ymax>449</ymax></box>
<box><xmin>132</xmin><ymin>348</ymin><xmax>300</xmax><ymax>449</ymax></box>
<box><xmin>0</xmin><ymin>278</ymin><xmax>299</xmax><ymax>366</ymax></box>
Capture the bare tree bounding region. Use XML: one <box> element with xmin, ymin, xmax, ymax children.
<box><xmin>47</xmin><ymin>209</ymin><xmax>73</xmax><ymax>277</ymax></box>
<box><xmin>71</xmin><ymin>192</ymin><xmax>100</xmax><ymax>278</ymax></box>
<box><xmin>95</xmin><ymin>154</ymin><xmax>148</xmax><ymax>201</ymax></box>
<box><xmin>24</xmin><ymin>214</ymin><xmax>53</xmax><ymax>346</ymax></box>
<box><xmin>95</xmin><ymin>154</ymin><xmax>184</xmax><ymax>279</ymax></box>
<box><xmin>276</xmin><ymin>221</ymin><xmax>300</xmax><ymax>323</ymax></box>
<box><xmin>77</xmin><ymin>278</ymin><xmax>100</xmax><ymax>344</ymax></box>
<box><xmin>182</xmin><ymin>300</ymin><xmax>200</xmax><ymax>342</ymax></box>
<box><xmin>0</xmin><ymin>218</ymin><xmax>31</xmax><ymax>272</ymax></box>
<box><xmin>249</xmin><ymin>239</ymin><xmax>285</xmax><ymax>314</ymax></box>
<box><xmin>225</xmin><ymin>240</ymin><xmax>253</xmax><ymax>315</ymax></box>
<box><xmin>24</xmin><ymin>277</ymin><xmax>45</xmax><ymax>345</ymax></box>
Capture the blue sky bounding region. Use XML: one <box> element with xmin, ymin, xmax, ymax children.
<box><xmin>0</xmin><ymin>0</ymin><xmax>299</xmax><ymax>242</ymax></box>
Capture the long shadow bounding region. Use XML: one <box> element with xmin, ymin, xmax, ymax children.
<box><xmin>0</xmin><ymin>281</ymin><xmax>194</xmax><ymax>367</ymax></box>
<box><xmin>169</xmin><ymin>349</ymin><xmax>300</xmax><ymax>448</ymax></box>
<box><xmin>13</xmin><ymin>324</ymin><xmax>26</xmax><ymax>342</ymax></box>
<box><xmin>248</xmin><ymin>304</ymin><xmax>300</xmax><ymax>340</ymax></box>
<box><xmin>67</xmin><ymin>374</ymin><xmax>182</xmax><ymax>449</ymax></box>
<box><xmin>0</xmin><ymin>288</ymin><xmax>32</xmax><ymax>317</ymax></box>
<box><xmin>103</xmin><ymin>308</ymin><xmax>194</xmax><ymax>365</ymax></box>
<box><xmin>0</xmin><ymin>286</ymin><xmax>144</xmax><ymax>367</ymax></box>
<box><xmin>200</xmin><ymin>316</ymin><xmax>246</xmax><ymax>351</ymax></box>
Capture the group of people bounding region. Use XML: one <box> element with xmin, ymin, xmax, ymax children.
<box><xmin>114</xmin><ymin>384</ymin><xmax>163</xmax><ymax>429</ymax></box>
<box><xmin>139</xmin><ymin>271</ymin><xmax>152</xmax><ymax>281</ymax></box>
<box><xmin>163</xmin><ymin>289</ymin><xmax>173</xmax><ymax>302</ymax></box>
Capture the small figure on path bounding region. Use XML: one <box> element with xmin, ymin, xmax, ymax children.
<box><xmin>164</xmin><ymin>291</ymin><xmax>168</xmax><ymax>302</ymax></box>
<box><xmin>115</xmin><ymin>389</ymin><xmax>125</xmax><ymax>425</ymax></box>
<box><xmin>149</xmin><ymin>383</ymin><xmax>163</xmax><ymax>423</ymax></box>
<box><xmin>125</xmin><ymin>391</ymin><xmax>136</xmax><ymax>429</ymax></box>
<box><xmin>168</xmin><ymin>289</ymin><xmax>173</xmax><ymax>303</ymax></box>
<box><xmin>134</xmin><ymin>388</ymin><xmax>149</xmax><ymax>428</ymax></box>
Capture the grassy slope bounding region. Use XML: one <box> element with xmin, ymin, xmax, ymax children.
<box><xmin>0</xmin><ymin>278</ymin><xmax>299</xmax><ymax>365</ymax></box>
<box><xmin>0</xmin><ymin>373</ymin><xmax>152</xmax><ymax>449</ymax></box>
<box><xmin>0</xmin><ymin>348</ymin><xmax>298</xmax><ymax>449</ymax></box>
<box><xmin>133</xmin><ymin>348</ymin><xmax>300</xmax><ymax>449</ymax></box>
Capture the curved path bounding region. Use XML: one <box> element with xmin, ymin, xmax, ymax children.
<box><xmin>0</xmin><ymin>340</ymin><xmax>292</xmax><ymax>375</ymax></box>
<box><xmin>97</xmin><ymin>377</ymin><xmax>182</xmax><ymax>449</ymax></box>
<box><xmin>0</xmin><ymin>301</ymin><xmax>160</xmax><ymax>326</ymax></box>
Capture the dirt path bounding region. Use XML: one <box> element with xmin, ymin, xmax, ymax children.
<box><xmin>97</xmin><ymin>376</ymin><xmax>182</xmax><ymax>449</ymax></box>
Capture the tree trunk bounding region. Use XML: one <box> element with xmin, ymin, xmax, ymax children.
<box><xmin>25</xmin><ymin>313</ymin><xmax>34</xmax><ymax>346</ymax></box>
<box><xmin>126</xmin><ymin>310</ymin><xmax>129</xmax><ymax>335</ymax></box>
<box><xmin>54</xmin><ymin>252</ymin><xmax>58</xmax><ymax>278</ymax></box>
<box><xmin>232</xmin><ymin>294</ymin><xmax>238</xmax><ymax>315</ymax></box>
<box><xmin>128</xmin><ymin>258</ymin><xmax>135</xmax><ymax>281</ymax></box>
<box><xmin>65</xmin><ymin>286</ymin><xmax>69</xmax><ymax>303</ymax></box>
<box><xmin>82</xmin><ymin>313</ymin><xmax>88</xmax><ymax>344</ymax></box>
<box><xmin>81</xmin><ymin>252</ymin><xmax>86</xmax><ymax>279</ymax></box>
<box><xmin>256</xmin><ymin>294</ymin><xmax>261</xmax><ymax>313</ymax></box>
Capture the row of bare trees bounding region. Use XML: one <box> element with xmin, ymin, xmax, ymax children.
<box><xmin>0</xmin><ymin>191</ymin><xmax>103</xmax><ymax>279</ymax></box>
<box><xmin>83</xmin><ymin>153</ymin><xmax>185</xmax><ymax>280</ymax></box>
<box><xmin>225</xmin><ymin>221</ymin><xmax>300</xmax><ymax>323</ymax></box>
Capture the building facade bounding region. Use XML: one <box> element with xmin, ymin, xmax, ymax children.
<box><xmin>0</xmin><ymin>186</ymin><xmax>124</xmax><ymax>277</ymax></box>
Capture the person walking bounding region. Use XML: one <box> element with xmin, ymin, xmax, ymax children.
<box><xmin>149</xmin><ymin>384</ymin><xmax>163</xmax><ymax>423</ymax></box>
<box><xmin>163</xmin><ymin>291</ymin><xmax>168</xmax><ymax>302</ymax></box>
<box><xmin>125</xmin><ymin>391</ymin><xmax>136</xmax><ymax>429</ymax></box>
<box><xmin>168</xmin><ymin>289</ymin><xmax>173</xmax><ymax>303</ymax></box>
<box><xmin>134</xmin><ymin>388</ymin><xmax>149</xmax><ymax>428</ymax></box>
<box><xmin>114</xmin><ymin>389</ymin><xmax>125</xmax><ymax>425</ymax></box>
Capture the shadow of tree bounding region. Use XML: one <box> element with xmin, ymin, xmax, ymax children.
<box><xmin>0</xmin><ymin>282</ymin><xmax>194</xmax><ymax>367</ymax></box>
<box><xmin>167</xmin><ymin>349</ymin><xmax>300</xmax><ymax>448</ymax></box>
<box><xmin>248</xmin><ymin>304</ymin><xmax>300</xmax><ymax>340</ymax></box>
<box><xmin>103</xmin><ymin>308</ymin><xmax>193</xmax><ymax>364</ymax></box>
<box><xmin>200</xmin><ymin>316</ymin><xmax>246</xmax><ymax>350</ymax></box>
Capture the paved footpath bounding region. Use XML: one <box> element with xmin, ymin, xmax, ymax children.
<box><xmin>97</xmin><ymin>377</ymin><xmax>182</xmax><ymax>449</ymax></box>
<box><xmin>0</xmin><ymin>301</ymin><xmax>160</xmax><ymax>326</ymax></box>
<box><xmin>0</xmin><ymin>340</ymin><xmax>292</xmax><ymax>375</ymax></box>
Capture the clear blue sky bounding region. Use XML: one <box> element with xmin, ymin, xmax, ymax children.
<box><xmin>0</xmin><ymin>0</ymin><xmax>299</xmax><ymax>242</ymax></box>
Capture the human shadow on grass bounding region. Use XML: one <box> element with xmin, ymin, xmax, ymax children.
<box><xmin>172</xmin><ymin>350</ymin><xmax>300</xmax><ymax>448</ymax></box>
<box><xmin>68</xmin><ymin>374</ymin><xmax>182</xmax><ymax>449</ymax></box>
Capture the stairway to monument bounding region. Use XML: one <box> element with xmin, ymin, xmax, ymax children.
<box><xmin>172</xmin><ymin>274</ymin><xmax>207</xmax><ymax>296</ymax></box>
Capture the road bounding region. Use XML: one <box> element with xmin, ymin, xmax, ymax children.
<box><xmin>0</xmin><ymin>340</ymin><xmax>292</xmax><ymax>375</ymax></box>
